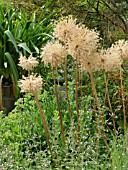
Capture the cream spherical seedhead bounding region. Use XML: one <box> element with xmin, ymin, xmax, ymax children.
<box><xmin>113</xmin><ymin>39</ymin><xmax>128</xmax><ymax>61</ymax></box>
<box><xmin>68</xmin><ymin>27</ymin><xmax>100</xmax><ymax>60</ymax></box>
<box><xmin>18</xmin><ymin>54</ymin><xmax>38</xmax><ymax>71</ymax></box>
<box><xmin>53</xmin><ymin>16</ymin><xmax>100</xmax><ymax>61</ymax></box>
<box><xmin>53</xmin><ymin>15</ymin><xmax>78</xmax><ymax>44</ymax></box>
<box><xmin>80</xmin><ymin>52</ymin><xmax>100</xmax><ymax>73</ymax></box>
<box><xmin>41</xmin><ymin>41</ymin><xmax>68</xmax><ymax>67</ymax></box>
<box><xmin>18</xmin><ymin>74</ymin><xmax>43</xmax><ymax>94</ymax></box>
<box><xmin>98</xmin><ymin>42</ymin><xmax>124</xmax><ymax>72</ymax></box>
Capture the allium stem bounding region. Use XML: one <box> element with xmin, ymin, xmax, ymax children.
<box><xmin>56</xmin><ymin>67</ymin><xmax>60</xmax><ymax>86</ymax></box>
<box><xmin>104</xmin><ymin>72</ymin><xmax>116</xmax><ymax>137</ymax></box>
<box><xmin>79</xmin><ymin>70</ymin><xmax>83</xmax><ymax>107</ymax></box>
<box><xmin>52</xmin><ymin>67</ymin><xmax>65</xmax><ymax>146</ymax></box>
<box><xmin>120</xmin><ymin>66</ymin><xmax>127</xmax><ymax>135</ymax></box>
<box><xmin>89</xmin><ymin>70</ymin><xmax>108</xmax><ymax>149</ymax></box>
<box><xmin>34</xmin><ymin>93</ymin><xmax>56</xmax><ymax>166</ymax></box>
<box><xmin>104</xmin><ymin>88</ymin><xmax>107</xmax><ymax>106</ymax></box>
<box><xmin>64</xmin><ymin>57</ymin><xmax>72</xmax><ymax>122</ymax></box>
<box><xmin>75</xmin><ymin>55</ymin><xmax>80</xmax><ymax>144</ymax></box>
<box><xmin>94</xmin><ymin>104</ymin><xmax>99</xmax><ymax>160</ymax></box>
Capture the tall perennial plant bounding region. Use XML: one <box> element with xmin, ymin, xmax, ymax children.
<box><xmin>17</xmin><ymin>15</ymin><xmax>128</xmax><ymax>169</ymax></box>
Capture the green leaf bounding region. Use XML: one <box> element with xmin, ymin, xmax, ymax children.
<box><xmin>38</xmin><ymin>0</ymin><xmax>53</xmax><ymax>23</ymax></box>
<box><xmin>29</xmin><ymin>33</ymin><xmax>54</xmax><ymax>40</ymax></box>
<box><xmin>4</xmin><ymin>30</ymin><xmax>19</xmax><ymax>53</ymax></box>
<box><xmin>30</xmin><ymin>41</ymin><xmax>39</xmax><ymax>54</ymax></box>
<box><xmin>18</xmin><ymin>43</ymin><xmax>31</xmax><ymax>54</ymax></box>
<box><xmin>41</xmin><ymin>10</ymin><xmax>59</xmax><ymax>26</ymax></box>
<box><xmin>117</xmin><ymin>120</ymin><xmax>128</xmax><ymax>130</ymax></box>
<box><xmin>0</xmin><ymin>68</ymin><xmax>11</xmax><ymax>79</ymax></box>
<box><xmin>5</xmin><ymin>52</ymin><xmax>19</xmax><ymax>99</ymax></box>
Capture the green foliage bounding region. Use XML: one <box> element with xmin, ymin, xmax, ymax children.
<box><xmin>0</xmin><ymin>92</ymin><xmax>107</xmax><ymax>169</ymax></box>
<box><xmin>0</xmin><ymin>93</ymin><xmax>49</xmax><ymax>169</ymax></box>
<box><xmin>0</xmin><ymin>54</ymin><xmax>128</xmax><ymax>169</ymax></box>
<box><xmin>110</xmin><ymin>134</ymin><xmax>128</xmax><ymax>170</ymax></box>
<box><xmin>1</xmin><ymin>89</ymin><xmax>128</xmax><ymax>169</ymax></box>
<box><xmin>0</xmin><ymin>2</ymin><xmax>57</xmax><ymax>98</ymax></box>
<box><xmin>5</xmin><ymin>52</ymin><xmax>19</xmax><ymax>98</ymax></box>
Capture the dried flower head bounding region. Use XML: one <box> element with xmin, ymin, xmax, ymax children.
<box><xmin>53</xmin><ymin>15</ymin><xmax>100</xmax><ymax>72</ymax></box>
<box><xmin>113</xmin><ymin>40</ymin><xmax>128</xmax><ymax>61</ymax></box>
<box><xmin>98</xmin><ymin>45</ymin><xmax>123</xmax><ymax>72</ymax></box>
<box><xmin>80</xmin><ymin>52</ymin><xmax>100</xmax><ymax>72</ymax></box>
<box><xmin>68</xmin><ymin>27</ymin><xmax>100</xmax><ymax>60</ymax></box>
<box><xmin>18</xmin><ymin>54</ymin><xmax>38</xmax><ymax>71</ymax></box>
<box><xmin>41</xmin><ymin>41</ymin><xmax>67</xmax><ymax>67</ymax></box>
<box><xmin>53</xmin><ymin>15</ymin><xmax>78</xmax><ymax>43</ymax></box>
<box><xmin>18</xmin><ymin>74</ymin><xmax>43</xmax><ymax>94</ymax></box>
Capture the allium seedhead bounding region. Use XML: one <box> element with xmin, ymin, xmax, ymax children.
<box><xmin>54</xmin><ymin>15</ymin><xmax>100</xmax><ymax>61</ymax></box>
<box><xmin>18</xmin><ymin>54</ymin><xmax>38</xmax><ymax>71</ymax></box>
<box><xmin>18</xmin><ymin>74</ymin><xmax>43</xmax><ymax>94</ymax></box>
<box><xmin>53</xmin><ymin>15</ymin><xmax>78</xmax><ymax>43</ymax></box>
<box><xmin>68</xmin><ymin>27</ymin><xmax>100</xmax><ymax>60</ymax></box>
<box><xmin>113</xmin><ymin>40</ymin><xmax>128</xmax><ymax>61</ymax></box>
<box><xmin>53</xmin><ymin>15</ymin><xmax>101</xmax><ymax>72</ymax></box>
<box><xmin>80</xmin><ymin>52</ymin><xmax>100</xmax><ymax>72</ymax></box>
<box><xmin>94</xmin><ymin>39</ymin><xmax>128</xmax><ymax>72</ymax></box>
<box><xmin>98</xmin><ymin>46</ymin><xmax>123</xmax><ymax>72</ymax></box>
<box><xmin>41</xmin><ymin>41</ymin><xmax>68</xmax><ymax>67</ymax></box>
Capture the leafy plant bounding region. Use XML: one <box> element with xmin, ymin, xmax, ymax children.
<box><xmin>0</xmin><ymin>92</ymin><xmax>110</xmax><ymax>169</ymax></box>
<box><xmin>0</xmin><ymin>1</ymin><xmax>57</xmax><ymax>105</ymax></box>
<box><xmin>110</xmin><ymin>133</ymin><xmax>128</xmax><ymax>170</ymax></box>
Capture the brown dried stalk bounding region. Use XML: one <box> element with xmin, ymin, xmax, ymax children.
<box><xmin>34</xmin><ymin>93</ymin><xmax>56</xmax><ymax>166</ymax></box>
<box><xmin>75</xmin><ymin>55</ymin><xmax>80</xmax><ymax>144</ymax></box>
<box><xmin>120</xmin><ymin>66</ymin><xmax>127</xmax><ymax>135</ymax></box>
<box><xmin>64</xmin><ymin>57</ymin><xmax>72</xmax><ymax>122</ymax></box>
<box><xmin>89</xmin><ymin>70</ymin><xmax>108</xmax><ymax>149</ymax></box>
<box><xmin>52</xmin><ymin>67</ymin><xmax>65</xmax><ymax>146</ymax></box>
<box><xmin>104</xmin><ymin>72</ymin><xmax>116</xmax><ymax>137</ymax></box>
<box><xmin>94</xmin><ymin>104</ymin><xmax>99</xmax><ymax>160</ymax></box>
<box><xmin>79</xmin><ymin>70</ymin><xmax>83</xmax><ymax>107</ymax></box>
